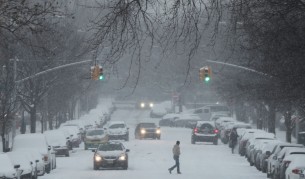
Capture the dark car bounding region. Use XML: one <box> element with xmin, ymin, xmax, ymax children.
<box><xmin>93</xmin><ymin>142</ymin><xmax>130</xmax><ymax>170</ymax></box>
<box><xmin>135</xmin><ymin>122</ymin><xmax>161</xmax><ymax>140</ymax></box>
<box><xmin>191</xmin><ymin>121</ymin><xmax>218</xmax><ymax>145</ymax></box>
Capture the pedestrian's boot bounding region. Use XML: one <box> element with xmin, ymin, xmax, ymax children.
<box><xmin>177</xmin><ymin>171</ymin><xmax>181</xmax><ymax>174</ymax></box>
<box><xmin>168</xmin><ymin>169</ymin><xmax>172</xmax><ymax>174</ymax></box>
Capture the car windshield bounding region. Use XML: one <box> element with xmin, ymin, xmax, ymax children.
<box><xmin>109</xmin><ymin>124</ymin><xmax>125</xmax><ymax>129</ymax></box>
<box><xmin>87</xmin><ymin>130</ymin><xmax>104</xmax><ymax>136</ymax></box>
<box><xmin>98</xmin><ymin>143</ymin><xmax>123</xmax><ymax>151</ymax></box>
<box><xmin>140</xmin><ymin>123</ymin><xmax>156</xmax><ymax>128</ymax></box>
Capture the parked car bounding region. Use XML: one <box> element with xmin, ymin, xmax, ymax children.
<box><xmin>285</xmin><ymin>155</ymin><xmax>305</xmax><ymax>179</ymax></box>
<box><xmin>135</xmin><ymin>122</ymin><xmax>161</xmax><ymax>140</ymax></box>
<box><xmin>266</xmin><ymin>143</ymin><xmax>304</xmax><ymax>178</ymax></box>
<box><xmin>191</xmin><ymin>121</ymin><xmax>218</xmax><ymax>145</ymax></box>
<box><xmin>0</xmin><ymin>153</ymin><xmax>21</xmax><ymax>179</ymax></box>
<box><xmin>238</xmin><ymin>129</ymin><xmax>265</xmax><ymax>156</ymax></box>
<box><xmin>92</xmin><ymin>141</ymin><xmax>130</xmax><ymax>170</ymax></box>
<box><xmin>7</xmin><ymin>151</ymin><xmax>38</xmax><ymax>179</ymax></box>
<box><xmin>59</xmin><ymin>126</ymin><xmax>82</xmax><ymax>148</ymax></box>
<box><xmin>280</xmin><ymin>154</ymin><xmax>305</xmax><ymax>179</ymax></box>
<box><xmin>44</xmin><ymin>130</ymin><xmax>70</xmax><ymax>157</ymax></box>
<box><xmin>272</xmin><ymin>147</ymin><xmax>305</xmax><ymax>179</ymax></box>
<box><xmin>84</xmin><ymin>128</ymin><xmax>108</xmax><ymax>150</ymax></box>
<box><xmin>173</xmin><ymin>114</ymin><xmax>201</xmax><ymax>128</ymax></box>
<box><xmin>106</xmin><ymin>121</ymin><xmax>129</xmax><ymax>141</ymax></box>
<box><xmin>245</xmin><ymin>132</ymin><xmax>276</xmax><ymax>160</ymax></box>
<box><xmin>220</xmin><ymin>122</ymin><xmax>251</xmax><ymax>144</ymax></box>
<box><xmin>255</xmin><ymin>141</ymin><xmax>282</xmax><ymax>173</ymax></box>
<box><xmin>215</xmin><ymin>117</ymin><xmax>236</xmax><ymax>130</ymax></box>
<box><xmin>12</xmin><ymin>133</ymin><xmax>56</xmax><ymax>174</ymax></box>
<box><xmin>249</xmin><ymin>139</ymin><xmax>279</xmax><ymax>167</ymax></box>
<box><xmin>150</xmin><ymin>101</ymin><xmax>171</xmax><ymax>118</ymax></box>
<box><xmin>159</xmin><ymin>113</ymin><xmax>179</xmax><ymax>127</ymax></box>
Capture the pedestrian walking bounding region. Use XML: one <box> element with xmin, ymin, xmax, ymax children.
<box><xmin>168</xmin><ymin>141</ymin><xmax>181</xmax><ymax>174</ymax></box>
<box><xmin>229</xmin><ymin>127</ymin><xmax>238</xmax><ymax>154</ymax></box>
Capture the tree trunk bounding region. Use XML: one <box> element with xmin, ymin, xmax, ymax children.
<box><xmin>257</xmin><ymin>105</ymin><xmax>263</xmax><ymax>129</ymax></box>
<box><xmin>284</xmin><ymin>108</ymin><xmax>292</xmax><ymax>143</ymax></box>
<box><xmin>1</xmin><ymin>122</ymin><xmax>6</xmax><ymax>152</ymax></box>
<box><xmin>268</xmin><ymin>103</ymin><xmax>276</xmax><ymax>134</ymax></box>
<box><xmin>30</xmin><ymin>106</ymin><xmax>37</xmax><ymax>133</ymax></box>
<box><xmin>48</xmin><ymin>114</ymin><xmax>53</xmax><ymax>130</ymax></box>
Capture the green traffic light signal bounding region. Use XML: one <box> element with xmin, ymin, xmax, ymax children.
<box><xmin>205</xmin><ymin>76</ymin><xmax>210</xmax><ymax>82</ymax></box>
<box><xmin>99</xmin><ymin>75</ymin><xmax>104</xmax><ymax>80</ymax></box>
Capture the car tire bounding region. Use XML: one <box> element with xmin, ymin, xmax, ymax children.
<box><xmin>45</xmin><ymin>164</ymin><xmax>51</xmax><ymax>174</ymax></box>
<box><xmin>213</xmin><ymin>139</ymin><xmax>218</xmax><ymax>145</ymax></box>
<box><xmin>85</xmin><ymin>144</ymin><xmax>88</xmax><ymax>150</ymax></box>
<box><xmin>123</xmin><ymin>162</ymin><xmax>128</xmax><ymax>170</ymax></box>
<box><xmin>267</xmin><ymin>173</ymin><xmax>271</xmax><ymax>178</ymax></box>
<box><xmin>94</xmin><ymin>164</ymin><xmax>99</xmax><ymax>170</ymax></box>
<box><xmin>191</xmin><ymin>138</ymin><xmax>195</xmax><ymax>144</ymax></box>
<box><xmin>65</xmin><ymin>151</ymin><xmax>70</xmax><ymax>157</ymax></box>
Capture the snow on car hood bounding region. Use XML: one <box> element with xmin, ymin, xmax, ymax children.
<box><xmin>7</xmin><ymin>152</ymin><xmax>32</xmax><ymax>175</ymax></box>
<box><xmin>97</xmin><ymin>150</ymin><xmax>125</xmax><ymax>157</ymax></box>
<box><xmin>0</xmin><ymin>154</ymin><xmax>17</xmax><ymax>178</ymax></box>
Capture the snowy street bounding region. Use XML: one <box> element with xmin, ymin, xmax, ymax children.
<box><xmin>40</xmin><ymin>109</ymin><xmax>266</xmax><ymax>179</ymax></box>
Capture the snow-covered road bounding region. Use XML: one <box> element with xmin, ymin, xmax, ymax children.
<box><xmin>40</xmin><ymin>109</ymin><xmax>267</xmax><ymax>179</ymax></box>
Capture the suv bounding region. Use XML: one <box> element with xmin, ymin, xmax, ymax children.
<box><xmin>106</xmin><ymin>121</ymin><xmax>129</xmax><ymax>141</ymax></box>
<box><xmin>84</xmin><ymin>128</ymin><xmax>109</xmax><ymax>150</ymax></box>
<box><xmin>135</xmin><ymin>122</ymin><xmax>161</xmax><ymax>140</ymax></box>
<box><xmin>191</xmin><ymin>121</ymin><xmax>218</xmax><ymax>145</ymax></box>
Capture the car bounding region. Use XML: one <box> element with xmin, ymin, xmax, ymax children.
<box><xmin>249</xmin><ymin>139</ymin><xmax>278</xmax><ymax>167</ymax></box>
<box><xmin>255</xmin><ymin>141</ymin><xmax>282</xmax><ymax>173</ymax></box>
<box><xmin>173</xmin><ymin>114</ymin><xmax>201</xmax><ymax>128</ymax></box>
<box><xmin>285</xmin><ymin>155</ymin><xmax>305</xmax><ymax>179</ymax></box>
<box><xmin>191</xmin><ymin>121</ymin><xmax>218</xmax><ymax>145</ymax></box>
<box><xmin>84</xmin><ymin>128</ymin><xmax>109</xmax><ymax>150</ymax></box>
<box><xmin>7</xmin><ymin>151</ymin><xmax>38</xmax><ymax>179</ymax></box>
<box><xmin>215</xmin><ymin>117</ymin><xmax>236</xmax><ymax>131</ymax></box>
<box><xmin>59</xmin><ymin>126</ymin><xmax>82</xmax><ymax>148</ymax></box>
<box><xmin>149</xmin><ymin>101</ymin><xmax>171</xmax><ymax>118</ymax></box>
<box><xmin>220</xmin><ymin>122</ymin><xmax>251</xmax><ymax>144</ymax></box>
<box><xmin>280</xmin><ymin>154</ymin><xmax>305</xmax><ymax>179</ymax></box>
<box><xmin>266</xmin><ymin>143</ymin><xmax>304</xmax><ymax>178</ymax></box>
<box><xmin>92</xmin><ymin>141</ymin><xmax>130</xmax><ymax>170</ymax></box>
<box><xmin>159</xmin><ymin>113</ymin><xmax>180</xmax><ymax>127</ymax></box>
<box><xmin>0</xmin><ymin>153</ymin><xmax>21</xmax><ymax>179</ymax></box>
<box><xmin>44</xmin><ymin>130</ymin><xmax>70</xmax><ymax>157</ymax></box>
<box><xmin>272</xmin><ymin>147</ymin><xmax>305</xmax><ymax>179</ymax></box>
<box><xmin>135</xmin><ymin>122</ymin><xmax>161</xmax><ymax>139</ymax></box>
<box><xmin>135</xmin><ymin>100</ymin><xmax>154</xmax><ymax>109</ymax></box>
<box><xmin>11</xmin><ymin>133</ymin><xmax>56</xmax><ymax>174</ymax></box>
<box><xmin>184</xmin><ymin>104</ymin><xmax>231</xmax><ymax>120</ymax></box>
<box><xmin>238</xmin><ymin>129</ymin><xmax>266</xmax><ymax>156</ymax></box>
<box><xmin>106</xmin><ymin>121</ymin><xmax>129</xmax><ymax>141</ymax></box>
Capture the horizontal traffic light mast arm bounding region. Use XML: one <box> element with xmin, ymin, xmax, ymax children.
<box><xmin>16</xmin><ymin>60</ymin><xmax>93</xmax><ymax>84</ymax></box>
<box><xmin>206</xmin><ymin>60</ymin><xmax>273</xmax><ymax>78</ymax></box>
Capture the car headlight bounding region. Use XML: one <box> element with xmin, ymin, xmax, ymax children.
<box><xmin>95</xmin><ymin>155</ymin><xmax>102</xmax><ymax>162</ymax></box>
<box><xmin>149</xmin><ymin>103</ymin><xmax>154</xmax><ymax>108</ymax></box>
<box><xmin>119</xmin><ymin>155</ymin><xmax>126</xmax><ymax>161</ymax></box>
<box><xmin>141</xmin><ymin>129</ymin><xmax>146</xmax><ymax>134</ymax></box>
<box><xmin>156</xmin><ymin>129</ymin><xmax>161</xmax><ymax>134</ymax></box>
<box><xmin>140</xmin><ymin>103</ymin><xmax>145</xmax><ymax>108</ymax></box>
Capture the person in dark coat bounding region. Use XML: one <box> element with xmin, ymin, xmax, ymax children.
<box><xmin>168</xmin><ymin>141</ymin><xmax>181</xmax><ymax>174</ymax></box>
<box><xmin>229</xmin><ymin>127</ymin><xmax>238</xmax><ymax>154</ymax></box>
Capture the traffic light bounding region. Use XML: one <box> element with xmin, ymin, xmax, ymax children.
<box><xmin>199</xmin><ymin>66</ymin><xmax>212</xmax><ymax>83</ymax></box>
<box><xmin>91</xmin><ymin>65</ymin><xmax>99</xmax><ymax>80</ymax></box>
<box><xmin>98</xmin><ymin>65</ymin><xmax>104</xmax><ymax>80</ymax></box>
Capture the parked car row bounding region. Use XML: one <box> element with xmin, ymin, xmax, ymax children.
<box><xmin>232</xmin><ymin>128</ymin><xmax>305</xmax><ymax>179</ymax></box>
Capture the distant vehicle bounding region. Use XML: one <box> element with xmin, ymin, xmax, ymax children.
<box><xmin>0</xmin><ymin>153</ymin><xmax>20</xmax><ymax>178</ymax></box>
<box><xmin>150</xmin><ymin>101</ymin><xmax>171</xmax><ymax>118</ymax></box>
<box><xmin>191</xmin><ymin>121</ymin><xmax>219</xmax><ymax>145</ymax></box>
<box><xmin>159</xmin><ymin>113</ymin><xmax>180</xmax><ymax>127</ymax></box>
<box><xmin>92</xmin><ymin>141</ymin><xmax>130</xmax><ymax>170</ymax></box>
<box><xmin>106</xmin><ymin>121</ymin><xmax>129</xmax><ymax>141</ymax></box>
<box><xmin>135</xmin><ymin>122</ymin><xmax>161</xmax><ymax>140</ymax></box>
<box><xmin>12</xmin><ymin>133</ymin><xmax>56</xmax><ymax>174</ymax></box>
<box><xmin>44</xmin><ymin>130</ymin><xmax>70</xmax><ymax>157</ymax></box>
<box><xmin>215</xmin><ymin>117</ymin><xmax>236</xmax><ymax>130</ymax></box>
<box><xmin>238</xmin><ymin>129</ymin><xmax>266</xmax><ymax>156</ymax></box>
<box><xmin>173</xmin><ymin>114</ymin><xmax>201</xmax><ymax>128</ymax></box>
<box><xmin>135</xmin><ymin>100</ymin><xmax>154</xmax><ymax>109</ymax></box>
<box><xmin>220</xmin><ymin>122</ymin><xmax>251</xmax><ymax>144</ymax></box>
<box><xmin>185</xmin><ymin>104</ymin><xmax>231</xmax><ymax>121</ymax></box>
<box><xmin>84</xmin><ymin>128</ymin><xmax>109</xmax><ymax>150</ymax></box>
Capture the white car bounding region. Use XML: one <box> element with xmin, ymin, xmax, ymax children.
<box><xmin>7</xmin><ymin>151</ymin><xmax>37</xmax><ymax>179</ymax></box>
<box><xmin>59</xmin><ymin>126</ymin><xmax>82</xmax><ymax>148</ymax></box>
<box><xmin>12</xmin><ymin>133</ymin><xmax>56</xmax><ymax>174</ymax></box>
<box><xmin>285</xmin><ymin>155</ymin><xmax>305</xmax><ymax>179</ymax></box>
<box><xmin>106</xmin><ymin>121</ymin><xmax>129</xmax><ymax>141</ymax></box>
<box><xmin>0</xmin><ymin>153</ymin><xmax>20</xmax><ymax>178</ymax></box>
<box><xmin>44</xmin><ymin>130</ymin><xmax>70</xmax><ymax>157</ymax></box>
